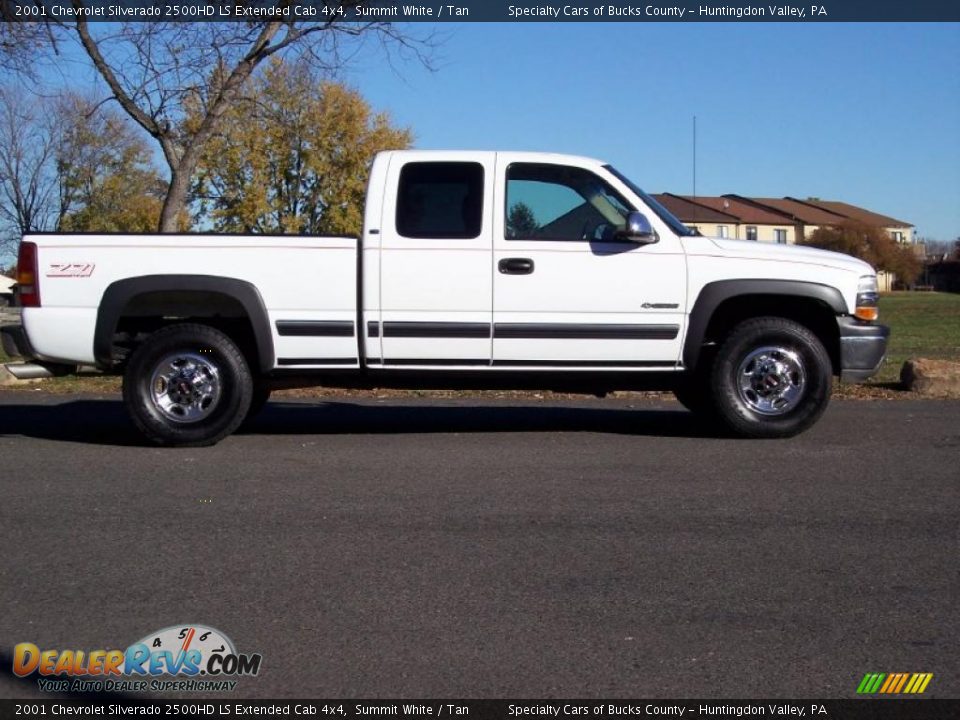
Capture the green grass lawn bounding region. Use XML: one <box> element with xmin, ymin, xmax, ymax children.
<box><xmin>873</xmin><ymin>291</ymin><xmax>960</xmax><ymax>384</ymax></box>
<box><xmin>3</xmin><ymin>292</ymin><xmax>959</xmax><ymax>393</ymax></box>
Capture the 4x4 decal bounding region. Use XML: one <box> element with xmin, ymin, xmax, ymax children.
<box><xmin>47</xmin><ymin>263</ymin><xmax>95</xmax><ymax>277</ymax></box>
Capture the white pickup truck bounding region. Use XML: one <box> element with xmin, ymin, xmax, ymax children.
<box><xmin>2</xmin><ymin>150</ymin><xmax>888</xmax><ymax>446</ymax></box>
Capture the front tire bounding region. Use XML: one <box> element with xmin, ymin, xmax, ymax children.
<box><xmin>123</xmin><ymin>323</ymin><xmax>253</xmax><ymax>447</ymax></box>
<box><xmin>710</xmin><ymin>317</ymin><xmax>832</xmax><ymax>438</ymax></box>
<box><xmin>673</xmin><ymin>349</ymin><xmax>717</xmax><ymax>419</ymax></box>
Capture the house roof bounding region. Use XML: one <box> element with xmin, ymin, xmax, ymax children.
<box><xmin>787</xmin><ymin>199</ymin><xmax>913</xmax><ymax>228</ymax></box>
<box><xmin>686</xmin><ymin>195</ymin><xmax>793</xmax><ymax>225</ymax></box>
<box><xmin>725</xmin><ymin>196</ymin><xmax>848</xmax><ymax>226</ymax></box>
<box><xmin>652</xmin><ymin>193</ymin><xmax>913</xmax><ymax>231</ymax></box>
<box><xmin>652</xmin><ymin>194</ymin><xmax>739</xmax><ymax>224</ymax></box>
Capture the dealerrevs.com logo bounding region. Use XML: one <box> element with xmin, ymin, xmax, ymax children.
<box><xmin>13</xmin><ymin>624</ymin><xmax>261</xmax><ymax>693</ymax></box>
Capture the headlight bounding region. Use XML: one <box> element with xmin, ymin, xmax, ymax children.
<box><xmin>855</xmin><ymin>275</ymin><xmax>879</xmax><ymax>322</ymax></box>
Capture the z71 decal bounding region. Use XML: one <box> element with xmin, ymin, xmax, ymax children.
<box><xmin>47</xmin><ymin>263</ymin><xmax>95</xmax><ymax>277</ymax></box>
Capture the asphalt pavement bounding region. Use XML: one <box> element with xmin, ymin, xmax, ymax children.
<box><xmin>0</xmin><ymin>392</ymin><xmax>956</xmax><ymax>700</ymax></box>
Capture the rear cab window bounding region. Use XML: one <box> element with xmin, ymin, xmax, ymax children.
<box><xmin>396</xmin><ymin>162</ymin><xmax>484</xmax><ymax>239</ymax></box>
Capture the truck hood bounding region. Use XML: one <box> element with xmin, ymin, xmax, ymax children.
<box><xmin>701</xmin><ymin>237</ymin><xmax>874</xmax><ymax>275</ymax></box>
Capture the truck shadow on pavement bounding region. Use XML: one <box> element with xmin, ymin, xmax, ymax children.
<box><xmin>0</xmin><ymin>398</ymin><xmax>715</xmax><ymax>446</ymax></box>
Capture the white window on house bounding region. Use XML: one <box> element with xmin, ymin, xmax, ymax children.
<box><xmin>717</xmin><ymin>225</ymin><xmax>729</xmax><ymax>238</ymax></box>
<box><xmin>774</xmin><ymin>228</ymin><xmax>788</xmax><ymax>244</ymax></box>
<box><xmin>746</xmin><ymin>226</ymin><xmax>758</xmax><ymax>241</ymax></box>
<box><xmin>891</xmin><ymin>231</ymin><xmax>905</xmax><ymax>243</ymax></box>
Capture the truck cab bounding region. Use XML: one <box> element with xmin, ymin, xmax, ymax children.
<box><xmin>364</xmin><ymin>151</ymin><xmax>687</xmax><ymax>369</ymax></box>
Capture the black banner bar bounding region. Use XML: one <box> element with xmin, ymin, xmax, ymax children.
<box><xmin>2</xmin><ymin>0</ymin><xmax>960</xmax><ymax>23</ymax></box>
<box><xmin>1</xmin><ymin>700</ymin><xmax>959</xmax><ymax>720</ymax></box>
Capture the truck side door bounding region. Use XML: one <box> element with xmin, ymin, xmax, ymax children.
<box><xmin>373</xmin><ymin>153</ymin><xmax>494</xmax><ymax>367</ymax></box>
<box><xmin>492</xmin><ymin>156</ymin><xmax>686</xmax><ymax>368</ymax></box>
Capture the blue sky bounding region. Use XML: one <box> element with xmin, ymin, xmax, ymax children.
<box><xmin>25</xmin><ymin>21</ymin><xmax>960</xmax><ymax>243</ymax></box>
<box><xmin>341</xmin><ymin>22</ymin><xmax>960</xmax><ymax>242</ymax></box>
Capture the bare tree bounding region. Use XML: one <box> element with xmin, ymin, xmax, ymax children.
<box><xmin>3</xmin><ymin>11</ymin><xmax>431</xmax><ymax>231</ymax></box>
<box><xmin>0</xmin><ymin>10</ymin><xmax>60</xmax><ymax>78</ymax></box>
<box><xmin>0</xmin><ymin>86</ymin><xmax>172</xmax><ymax>260</ymax></box>
<box><xmin>0</xmin><ymin>86</ymin><xmax>61</xmax><ymax>256</ymax></box>
<box><xmin>922</xmin><ymin>238</ymin><xmax>959</xmax><ymax>261</ymax></box>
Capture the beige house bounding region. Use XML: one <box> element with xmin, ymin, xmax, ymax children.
<box><xmin>791</xmin><ymin>198</ymin><xmax>914</xmax><ymax>245</ymax></box>
<box><xmin>722</xmin><ymin>196</ymin><xmax>846</xmax><ymax>243</ymax></box>
<box><xmin>654</xmin><ymin>194</ymin><xmax>915</xmax><ymax>291</ymax></box>
<box><xmin>654</xmin><ymin>194</ymin><xmax>798</xmax><ymax>244</ymax></box>
<box><xmin>727</xmin><ymin>197</ymin><xmax>914</xmax><ymax>291</ymax></box>
<box><xmin>0</xmin><ymin>275</ymin><xmax>15</xmax><ymax>307</ymax></box>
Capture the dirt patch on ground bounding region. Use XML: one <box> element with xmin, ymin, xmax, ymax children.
<box><xmin>0</xmin><ymin>365</ymin><xmax>927</xmax><ymax>402</ymax></box>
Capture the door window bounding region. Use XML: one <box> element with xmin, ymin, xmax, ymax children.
<box><xmin>505</xmin><ymin>163</ymin><xmax>632</xmax><ymax>242</ymax></box>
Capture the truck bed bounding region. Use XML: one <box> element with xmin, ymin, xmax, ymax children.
<box><xmin>20</xmin><ymin>233</ymin><xmax>360</xmax><ymax>369</ymax></box>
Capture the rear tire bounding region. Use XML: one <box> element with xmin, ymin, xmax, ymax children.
<box><xmin>123</xmin><ymin>323</ymin><xmax>252</xmax><ymax>447</ymax></box>
<box><xmin>710</xmin><ymin>317</ymin><xmax>832</xmax><ymax>438</ymax></box>
<box><xmin>242</xmin><ymin>380</ymin><xmax>272</xmax><ymax>425</ymax></box>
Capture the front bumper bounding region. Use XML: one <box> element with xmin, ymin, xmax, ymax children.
<box><xmin>1</xmin><ymin>324</ymin><xmax>35</xmax><ymax>360</ymax></box>
<box><xmin>837</xmin><ymin>316</ymin><xmax>889</xmax><ymax>383</ymax></box>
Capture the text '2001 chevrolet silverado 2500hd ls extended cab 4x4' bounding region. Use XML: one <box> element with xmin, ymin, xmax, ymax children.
<box><xmin>2</xmin><ymin>150</ymin><xmax>889</xmax><ymax>446</ymax></box>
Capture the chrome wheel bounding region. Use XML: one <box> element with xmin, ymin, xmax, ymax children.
<box><xmin>736</xmin><ymin>346</ymin><xmax>806</xmax><ymax>416</ymax></box>
<box><xmin>149</xmin><ymin>352</ymin><xmax>222</xmax><ymax>423</ymax></box>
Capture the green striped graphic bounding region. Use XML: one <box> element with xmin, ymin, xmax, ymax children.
<box><xmin>857</xmin><ymin>673</ymin><xmax>887</xmax><ymax>694</ymax></box>
<box><xmin>857</xmin><ymin>672</ymin><xmax>933</xmax><ymax>694</ymax></box>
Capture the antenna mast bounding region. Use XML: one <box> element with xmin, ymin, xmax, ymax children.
<box><xmin>693</xmin><ymin>115</ymin><xmax>697</xmax><ymax>224</ymax></box>
<box><xmin>693</xmin><ymin>115</ymin><xmax>697</xmax><ymax>203</ymax></box>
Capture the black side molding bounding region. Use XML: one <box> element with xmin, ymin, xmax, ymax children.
<box><xmin>683</xmin><ymin>279</ymin><xmax>847</xmax><ymax>371</ymax></box>
<box><xmin>494</xmin><ymin>323</ymin><xmax>678</xmax><ymax>340</ymax></box>
<box><xmin>382</xmin><ymin>322</ymin><xmax>490</xmax><ymax>339</ymax></box>
<box><xmin>371</xmin><ymin>321</ymin><xmax>680</xmax><ymax>341</ymax></box>
<box><xmin>365</xmin><ymin>358</ymin><xmax>677</xmax><ymax>369</ymax></box>
<box><xmin>492</xmin><ymin>359</ymin><xmax>676</xmax><ymax>368</ymax></box>
<box><xmin>94</xmin><ymin>275</ymin><xmax>275</xmax><ymax>372</ymax></box>
<box><xmin>276</xmin><ymin>321</ymin><xmax>354</xmax><ymax>337</ymax></box>
<box><xmin>277</xmin><ymin>358</ymin><xmax>357</xmax><ymax>366</ymax></box>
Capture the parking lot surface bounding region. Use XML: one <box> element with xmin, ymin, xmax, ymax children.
<box><xmin>0</xmin><ymin>393</ymin><xmax>956</xmax><ymax>699</ymax></box>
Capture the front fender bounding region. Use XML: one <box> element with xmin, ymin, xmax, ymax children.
<box><xmin>683</xmin><ymin>279</ymin><xmax>847</xmax><ymax>371</ymax></box>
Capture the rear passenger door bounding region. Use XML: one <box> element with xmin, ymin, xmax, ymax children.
<box><xmin>374</xmin><ymin>154</ymin><xmax>494</xmax><ymax>367</ymax></box>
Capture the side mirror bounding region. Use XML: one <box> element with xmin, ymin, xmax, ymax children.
<box><xmin>616</xmin><ymin>211</ymin><xmax>659</xmax><ymax>245</ymax></box>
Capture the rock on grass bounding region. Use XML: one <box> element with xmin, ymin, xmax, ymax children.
<box><xmin>900</xmin><ymin>358</ymin><xmax>960</xmax><ymax>398</ymax></box>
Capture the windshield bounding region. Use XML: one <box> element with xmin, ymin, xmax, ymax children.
<box><xmin>604</xmin><ymin>165</ymin><xmax>697</xmax><ymax>237</ymax></box>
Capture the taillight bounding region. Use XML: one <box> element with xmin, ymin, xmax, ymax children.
<box><xmin>17</xmin><ymin>241</ymin><xmax>40</xmax><ymax>307</ymax></box>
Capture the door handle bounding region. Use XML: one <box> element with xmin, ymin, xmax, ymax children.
<box><xmin>498</xmin><ymin>258</ymin><xmax>535</xmax><ymax>275</ymax></box>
